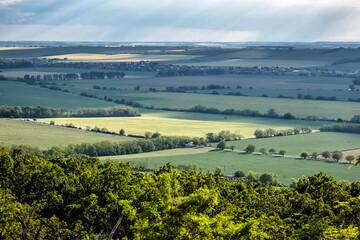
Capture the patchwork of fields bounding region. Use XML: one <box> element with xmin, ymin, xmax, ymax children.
<box><xmin>1</xmin><ymin>45</ymin><xmax>360</xmax><ymax>185</ymax></box>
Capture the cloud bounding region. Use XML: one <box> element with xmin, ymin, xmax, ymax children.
<box><xmin>0</xmin><ymin>0</ymin><xmax>23</xmax><ymax>5</ymax></box>
<box><xmin>1</xmin><ymin>0</ymin><xmax>360</xmax><ymax>41</ymax></box>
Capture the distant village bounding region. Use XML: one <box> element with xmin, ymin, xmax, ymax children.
<box><xmin>0</xmin><ymin>57</ymin><xmax>359</xmax><ymax>80</ymax></box>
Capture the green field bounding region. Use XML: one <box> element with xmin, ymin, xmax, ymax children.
<box><xmin>99</xmin><ymin>91</ymin><xmax>360</xmax><ymax>120</ymax></box>
<box><xmin>0</xmin><ymin>81</ymin><xmax>117</xmax><ymax>108</ymax></box>
<box><xmin>225</xmin><ymin>132</ymin><xmax>360</xmax><ymax>156</ymax></box>
<box><xmin>38</xmin><ymin>111</ymin><xmax>324</xmax><ymax>138</ymax></box>
<box><xmin>103</xmin><ymin>149</ymin><xmax>360</xmax><ymax>185</ymax></box>
<box><xmin>0</xmin><ymin>119</ymin><xmax>133</xmax><ymax>149</ymax></box>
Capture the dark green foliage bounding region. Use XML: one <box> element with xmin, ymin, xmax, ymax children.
<box><xmin>234</xmin><ymin>170</ymin><xmax>245</xmax><ymax>178</ymax></box>
<box><xmin>332</xmin><ymin>151</ymin><xmax>343</xmax><ymax>162</ymax></box>
<box><xmin>205</xmin><ymin>130</ymin><xmax>241</xmax><ymax>142</ymax></box>
<box><xmin>245</xmin><ymin>144</ymin><xmax>256</xmax><ymax>153</ymax></box>
<box><xmin>322</xmin><ymin>151</ymin><xmax>331</xmax><ymax>159</ymax></box>
<box><xmin>216</xmin><ymin>140</ymin><xmax>226</xmax><ymax>150</ymax></box>
<box><xmin>41</xmin><ymin>136</ymin><xmax>195</xmax><ymax>157</ymax></box>
<box><xmin>0</xmin><ymin>105</ymin><xmax>140</xmax><ymax>118</ymax></box>
<box><xmin>254</xmin><ymin>126</ymin><xmax>312</xmax><ymax>138</ymax></box>
<box><xmin>0</xmin><ymin>149</ymin><xmax>360</xmax><ymax>239</ymax></box>
<box><xmin>320</xmin><ymin>123</ymin><xmax>360</xmax><ymax>134</ymax></box>
<box><xmin>279</xmin><ymin>149</ymin><xmax>286</xmax><ymax>156</ymax></box>
<box><xmin>300</xmin><ymin>152</ymin><xmax>309</xmax><ymax>159</ymax></box>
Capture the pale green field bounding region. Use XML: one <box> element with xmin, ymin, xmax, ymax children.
<box><xmin>99</xmin><ymin>147</ymin><xmax>213</xmax><ymax>161</ymax></box>
<box><xmin>45</xmin><ymin>53</ymin><xmax>201</xmax><ymax>62</ymax></box>
<box><xmin>38</xmin><ymin>110</ymin><xmax>324</xmax><ymax>138</ymax></box>
<box><xmin>0</xmin><ymin>119</ymin><xmax>133</xmax><ymax>149</ymax></box>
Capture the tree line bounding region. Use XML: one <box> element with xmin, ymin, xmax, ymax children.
<box><xmin>13</xmin><ymin>136</ymin><xmax>202</xmax><ymax>158</ymax></box>
<box><xmin>254</xmin><ymin>126</ymin><xmax>312</xmax><ymax>138</ymax></box>
<box><xmin>319</xmin><ymin>123</ymin><xmax>360</xmax><ymax>134</ymax></box>
<box><xmin>23</xmin><ymin>71</ymin><xmax>125</xmax><ymax>83</ymax></box>
<box><xmin>0</xmin><ymin>105</ymin><xmax>140</xmax><ymax>118</ymax></box>
<box><xmin>1</xmin><ymin>147</ymin><xmax>360</xmax><ymax>239</ymax></box>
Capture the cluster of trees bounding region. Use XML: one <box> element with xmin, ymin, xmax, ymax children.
<box><xmin>297</xmin><ymin>94</ymin><xmax>337</xmax><ymax>101</ymax></box>
<box><xmin>351</xmin><ymin>115</ymin><xmax>360</xmax><ymax>123</ymax></box>
<box><xmin>254</xmin><ymin>126</ymin><xmax>312</xmax><ymax>138</ymax></box>
<box><xmin>23</xmin><ymin>72</ymin><xmax>125</xmax><ymax>82</ymax></box>
<box><xmin>165</xmin><ymin>84</ymin><xmax>227</xmax><ymax>93</ymax></box>
<box><xmin>319</xmin><ymin>123</ymin><xmax>360</xmax><ymax>134</ymax></box>
<box><xmin>190</xmin><ymin>105</ymin><xmax>296</xmax><ymax>120</ymax></box>
<box><xmin>158</xmin><ymin>67</ymin><xmax>225</xmax><ymax>77</ymax></box>
<box><xmin>80</xmin><ymin>71</ymin><xmax>125</xmax><ymax>79</ymax></box>
<box><xmin>299</xmin><ymin>151</ymin><xmax>346</xmax><ymax>162</ymax></box>
<box><xmin>1</xmin><ymin>148</ymin><xmax>360</xmax><ymax>239</ymax></box>
<box><xmin>93</xmin><ymin>85</ymin><xmax>121</xmax><ymax>91</ymax></box>
<box><xmin>205</xmin><ymin>130</ymin><xmax>242</xmax><ymax>143</ymax></box>
<box><xmin>0</xmin><ymin>105</ymin><xmax>140</xmax><ymax>118</ymax></box>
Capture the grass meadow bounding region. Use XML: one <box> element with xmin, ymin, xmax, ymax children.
<box><xmin>0</xmin><ymin>119</ymin><xmax>132</xmax><ymax>149</ymax></box>
<box><xmin>103</xmin><ymin>149</ymin><xmax>360</xmax><ymax>185</ymax></box>
<box><xmin>0</xmin><ymin>81</ymin><xmax>117</xmax><ymax>108</ymax></box>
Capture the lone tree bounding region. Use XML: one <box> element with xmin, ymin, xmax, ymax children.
<box><xmin>300</xmin><ymin>152</ymin><xmax>309</xmax><ymax>159</ymax></box>
<box><xmin>217</xmin><ymin>140</ymin><xmax>227</xmax><ymax>150</ymax></box>
<box><xmin>214</xmin><ymin>166</ymin><xmax>224</xmax><ymax>177</ymax></box>
<box><xmin>269</xmin><ymin>148</ymin><xmax>276</xmax><ymax>154</ymax></box>
<box><xmin>311</xmin><ymin>152</ymin><xmax>318</xmax><ymax>159</ymax></box>
<box><xmin>259</xmin><ymin>148</ymin><xmax>266</xmax><ymax>154</ymax></box>
<box><xmin>332</xmin><ymin>151</ymin><xmax>343</xmax><ymax>162</ymax></box>
<box><xmin>279</xmin><ymin>150</ymin><xmax>286</xmax><ymax>156</ymax></box>
<box><xmin>245</xmin><ymin>144</ymin><xmax>256</xmax><ymax>153</ymax></box>
<box><xmin>322</xmin><ymin>151</ymin><xmax>331</xmax><ymax>159</ymax></box>
<box><xmin>119</xmin><ymin>129</ymin><xmax>125</xmax><ymax>136</ymax></box>
<box><xmin>346</xmin><ymin>155</ymin><xmax>355</xmax><ymax>163</ymax></box>
<box><xmin>234</xmin><ymin>170</ymin><xmax>245</xmax><ymax>178</ymax></box>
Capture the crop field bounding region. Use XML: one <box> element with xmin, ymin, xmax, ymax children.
<box><xmin>38</xmin><ymin>110</ymin><xmax>325</xmax><ymax>138</ymax></box>
<box><xmin>45</xmin><ymin>53</ymin><xmax>202</xmax><ymax>63</ymax></box>
<box><xmin>0</xmin><ymin>81</ymin><xmax>117</xmax><ymax>108</ymax></box>
<box><xmin>0</xmin><ymin>119</ymin><xmax>133</xmax><ymax>149</ymax></box>
<box><xmin>105</xmin><ymin>149</ymin><xmax>360</xmax><ymax>185</ymax></box>
<box><xmin>225</xmin><ymin>132</ymin><xmax>360</xmax><ymax>156</ymax></box>
<box><xmin>99</xmin><ymin>147</ymin><xmax>213</xmax><ymax>160</ymax></box>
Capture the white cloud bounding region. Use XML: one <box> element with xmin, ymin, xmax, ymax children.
<box><xmin>0</xmin><ymin>0</ymin><xmax>24</xmax><ymax>5</ymax></box>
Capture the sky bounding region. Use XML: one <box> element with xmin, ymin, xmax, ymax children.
<box><xmin>0</xmin><ymin>0</ymin><xmax>360</xmax><ymax>42</ymax></box>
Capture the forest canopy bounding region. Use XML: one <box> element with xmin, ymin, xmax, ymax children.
<box><xmin>0</xmin><ymin>147</ymin><xmax>359</xmax><ymax>239</ymax></box>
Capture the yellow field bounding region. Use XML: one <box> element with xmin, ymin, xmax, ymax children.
<box><xmin>38</xmin><ymin>113</ymin><xmax>293</xmax><ymax>138</ymax></box>
<box><xmin>99</xmin><ymin>147</ymin><xmax>213</xmax><ymax>161</ymax></box>
<box><xmin>45</xmin><ymin>53</ymin><xmax>201</xmax><ymax>62</ymax></box>
<box><xmin>0</xmin><ymin>47</ymin><xmax>44</xmax><ymax>50</ymax></box>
